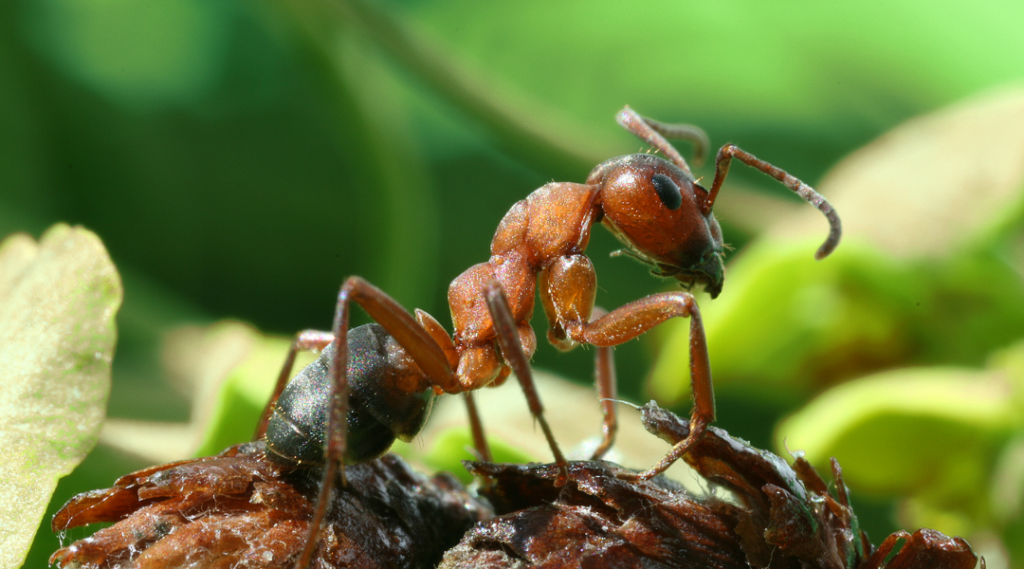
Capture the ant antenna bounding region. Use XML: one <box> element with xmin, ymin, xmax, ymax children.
<box><xmin>616</xmin><ymin>106</ymin><xmax>710</xmax><ymax>175</ymax></box>
<box><xmin>639</xmin><ymin>117</ymin><xmax>710</xmax><ymax>168</ymax></box>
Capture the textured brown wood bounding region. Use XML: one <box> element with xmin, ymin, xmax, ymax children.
<box><xmin>50</xmin><ymin>444</ymin><xmax>490</xmax><ymax>569</ymax></box>
<box><xmin>439</xmin><ymin>404</ymin><xmax>978</xmax><ymax>569</ymax></box>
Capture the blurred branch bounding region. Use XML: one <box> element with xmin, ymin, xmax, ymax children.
<box><xmin>287</xmin><ymin>0</ymin><xmax>613</xmax><ymax>176</ymax></box>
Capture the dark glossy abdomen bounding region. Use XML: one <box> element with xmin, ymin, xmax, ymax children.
<box><xmin>265</xmin><ymin>323</ymin><xmax>435</xmax><ymax>466</ymax></box>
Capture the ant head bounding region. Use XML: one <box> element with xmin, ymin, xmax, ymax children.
<box><xmin>588</xmin><ymin>154</ymin><xmax>725</xmax><ymax>298</ymax></box>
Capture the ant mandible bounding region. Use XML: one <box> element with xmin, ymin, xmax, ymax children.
<box><xmin>253</xmin><ymin>106</ymin><xmax>841</xmax><ymax>567</ymax></box>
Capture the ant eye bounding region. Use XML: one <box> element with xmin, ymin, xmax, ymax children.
<box><xmin>651</xmin><ymin>173</ymin><xmax>682</xmax><ymax>211</ymax></box>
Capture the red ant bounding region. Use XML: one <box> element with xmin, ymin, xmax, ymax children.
<box><xmin>253</xmin><ymin>106</ymin><xmax>841</xmax><ymax>567</ymax></box>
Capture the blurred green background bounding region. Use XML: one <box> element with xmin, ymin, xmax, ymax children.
<box><xmin>4</xmin><ymin>0</ymin><xmax>1023</xmax><ymax>566</ymax></box>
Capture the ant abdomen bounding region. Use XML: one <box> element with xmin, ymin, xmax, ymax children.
<box><xmin>265</xmin><ymin>323</ymin><xmax>436</xmax><ymax>467</ymax></box>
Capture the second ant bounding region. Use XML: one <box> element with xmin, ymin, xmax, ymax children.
<box><xmin>255</xmin><ymin>106</ymin><xmax>842</xmax><ymax>567</ymax></box>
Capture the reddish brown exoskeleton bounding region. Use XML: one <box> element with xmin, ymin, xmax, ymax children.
<box><xmin>252</xmin><ymin>106</ymin><xmax>842</xmax><ymax>567</ymax></box>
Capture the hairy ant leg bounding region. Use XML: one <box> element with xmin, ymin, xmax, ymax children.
<box><xmin>588</xmin><ymin>307</ymin><xmax>618</xmax><ymax>461</ymax></box>
<box><xmin>294</xmin><ymin>276</ymin><xmax>456</xmax><ymax>569</ymax></box>
<box><xmin>411</xmin><ymin>307</ymin><xmax>494</xmax><ymax>462</ymax></box>
<box><xmin>567</xmin><ymin>291</ymin><xmax>713</xmax><ymax>481</ymax></box>
<box><xmin>484</xmin><ymin>280</ymin><xmax>568</xmax><ymax>481</ymax></box>
<box><xmin>462</xmin><ymin>392</ymin><xmax>493</xmax><ymax>462</ymax></box>
<box><xmin>537</xmin><ymin>251</ymin><xmax>711</xmax><ymax>472</ymax></box>
<box><xmin>254</xmin><ymin>329</ymin><xmax>335</xmax><ymax>439</ymax></box>
<box><xmin>590</xmin><ymin>346</ymin><xmax>618</xmax><ymax>460</ymax></box>
<box><xmin>535</xmin><ymin>257</ymin><xmax>618</xmax><ymax>460</ymax></box>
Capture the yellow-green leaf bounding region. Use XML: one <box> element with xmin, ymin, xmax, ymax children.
<box><xmin>0</xmin><ymin>225</ymin><xmax>121</xmax><ymax>569</ymax></box>
<box><xmin>776</xmin><ymin>366</ymin><xmax>1017</xmax><ymax>504</ymax></box>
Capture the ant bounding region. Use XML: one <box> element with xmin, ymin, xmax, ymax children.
<box><xmin>252</xmin><ymin>106</ymin><xmax>841</xmax><ymax>567</ymax></box>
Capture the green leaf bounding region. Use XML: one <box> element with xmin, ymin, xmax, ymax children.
<box><xmin>0</xmin><ymin>224</ymin><xmax>121</xmax><ymax>569</ymax></box>
<box><xmin>775</xmin><ymin>340</ymin><xmax>1024</xmax><ymax>538</ymax></box>
<box><xmin>192</xmin><ymin>322</ymin><xmax>304</xmax><ymax>457</ymax></box>
<box><xmin>770</xmin><ymin>87</ymin><xmax>1024</xmax><ymax>258</ymax></box>
<box><xmin>649</xmin><ymin>240</ymin><xmax>915</xmax><ymax>405</ymax></box>
<box><xmin>776</xmin><ymin>367</ymin><xmax>1016</xmax><ymax>494</ymax></box>
<box><xmin>991</xmin><ymin>430</ymin><xmax>1024</xmax><ymax>564</ymax></box>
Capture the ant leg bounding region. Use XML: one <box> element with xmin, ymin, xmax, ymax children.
<box><xmin>294</xmin><ymin>276</ymin><xmax>456</xmax><ymax>569</ymax></box>
<box><xmin>416</xmin><ymin>307</ymin><xmax>495</xmax><ymax>464</ymax></box>
<box><xmin>335</xmin><ymin>277</ymin><xmax>453</xmax><ymax>387</ymax></box>
<box><xmin>588</xmin><ymin>307</ymin><xmax>618</xmax><ymax>461</ymax></box>
<box><xmin>463</xmin><ymin>392</ymin><xmax>493</xmax><ymax>462</ymax></box>
<box><xmin>705</xmin><ymin>144</ymin><xmax>841</xmax><ymax>259</ymax></box>
<box><xmin>483</xmin><ymin>281</ymin><xmax>567</xmax><ymax>480</ymax></box>
<box><xmin>568</xmin><ymin>292</ymin><xmax>714</xmax><ymax>481</ymax></box>
<box><xmin>539</xmin><ymin>258</ymin><xmax>619</xmax><ymax>460</ymax></box>
<box><xmin>589</xmin><ymin>344</ymin><xmax>617</xmax><ymax>460</ymax></box>
<box><xmin>253</xmin><ymin>330</ymin><xmax>334</xmax><ymax>440</ymax></box>
<box><xmin>462</xmin><ymin>391</ymin><xmax>494</xmax><ymax>488</ymax></box>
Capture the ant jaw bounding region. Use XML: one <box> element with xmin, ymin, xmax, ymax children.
<box><xmin>668</xmin><ymin>272</ymin><xmax>722</xmax><ymax>299</ymax></box>
<box><xmin>700</xmin><ymin>276</ymin><xmax>723</xmax><ymax>300</ymax></box>
<box><xmin>658</xmin><ymin>252</ymin><xmax>724</xmax><ymax>300</ymax></box>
